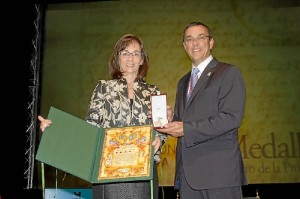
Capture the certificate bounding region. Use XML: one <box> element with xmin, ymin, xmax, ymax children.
<box><xmin>36</xmin><ymin>107</ymin><xmax>154</xmax><ymax>184</ymax></box>
<box><xmin>98</xmin><ymin>126</ymin><xmax>153</xmax><ymax>180</ymax></box>
<box><xmin>151</xmin><ymin>94</ymin><xmax>168</xmax><ymax>128</ymax></box>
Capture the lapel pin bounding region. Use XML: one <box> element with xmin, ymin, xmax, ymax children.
<box><xmin>207</xmin><ymin>72</ymin><xmax>211</xmax><ymax>76</ymax></box>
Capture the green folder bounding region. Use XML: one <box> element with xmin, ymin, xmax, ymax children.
<box><xmin>36</xmin><ymin>107</ymin><xmax>154</xmax><ymax>184</ymax></box>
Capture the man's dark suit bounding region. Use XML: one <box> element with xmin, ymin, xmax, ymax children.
<box><xmin>174</xmin><ymin>58</ymin><xmax>247</xmax><ymax>190</ymax></box>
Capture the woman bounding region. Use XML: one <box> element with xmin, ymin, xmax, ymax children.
<box><xmin>39</xmin><ymin>34</ymin><xmax>167</xmax><ymax>199</ymax></box>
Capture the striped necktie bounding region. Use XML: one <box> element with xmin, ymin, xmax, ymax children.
<box><xmin>187</xmin><ymin>67</ymin><xmax>200</xmax><ymax>100</ymax></box>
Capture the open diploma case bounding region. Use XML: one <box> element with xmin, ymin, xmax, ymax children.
<box><xmin>36</xmin><ymin>107</ymin><xmax>154</xmax><ymax>184</ymax></box>
<box><xmin>151</xmin><ymin>94</ymin><xmax>168</xmax><ymax>128</ymax></box>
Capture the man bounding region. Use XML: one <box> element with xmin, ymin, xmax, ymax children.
<box><xmin>157</xmin><ymin>22</ymin><xmax>247</xmax><ymax>199</ymax></box>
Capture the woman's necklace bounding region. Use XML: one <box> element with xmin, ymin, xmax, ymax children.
<box><xmin>128</xmin><ymin>82</ymin><xmax>134</xmax><ymax>99</ymax></box>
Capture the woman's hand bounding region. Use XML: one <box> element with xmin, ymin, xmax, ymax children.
<box><xmin>152</xmin><ymin>136</ymin><xmax>161</xmax><ymax>154</ymax></box>
<box><xmin>38</xmin><ymin>115</ymin><xmax>52</xmax><ymax>132</ymax></box>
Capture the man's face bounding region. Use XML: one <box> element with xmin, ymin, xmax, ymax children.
<box><xmin>183</xmin><ymin>25</ymin><xmax>214</xmax><ymax>66</ymax></box>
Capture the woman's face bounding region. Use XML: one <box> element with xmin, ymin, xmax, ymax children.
<box><xmin>118</xmin><ymin>40</ymin><xmax>144</xmax><ymax>77</ymax></box>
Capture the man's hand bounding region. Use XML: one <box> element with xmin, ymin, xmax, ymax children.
<box><xmin>166</xmin><ymin>105</ymin><xmax>173</xmax><ymax>122</ymax></box>
<box><xmin>156</xmin><ymin>121</ymin><xmax>184</xmax><ymax>138</ymax></box>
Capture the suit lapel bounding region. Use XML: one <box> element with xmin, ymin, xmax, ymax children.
<box><xmin>185</xmin><ymin>59</ymin><xmax>218</xmax><ymax>109</ymax></box>
<box><xmin>183</xmin><ymin>73</ymin><xmax>191</xmax><ymax>106</ymax></box>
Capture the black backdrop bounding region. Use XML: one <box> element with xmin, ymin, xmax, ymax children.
<box><xmin>1</xmin><ymin>1</ymin><xmax>298</xmax><ymax>198</ymax></box>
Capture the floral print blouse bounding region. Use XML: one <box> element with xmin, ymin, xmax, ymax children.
<box><xmin>85</xmin><ymin>78</ymin><xmax>167</xmax><ymax>163</ymax></box>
